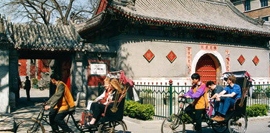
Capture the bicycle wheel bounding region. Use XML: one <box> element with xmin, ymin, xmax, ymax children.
<box><xmin>211</xmin><ymin>120</ymin><xmax>227</xmax><ymax>133</ymax></box>
<box><xmin>228</xmin><ymin>114</ymin><xmax>247</xmax><ymax>133</ymax></box>
<box><xmin>16</xmin><ymin>119</ymin><xmax>45</xmax><ymax>133</ymax></box>
<box><xmin>161</xmin><ymin>114</ymin><xmax>185</xmax><ymax>133</ymax></box>
<box><xmin>97</xmin><ymin>120</ymin><xmax>126</xmax><ymax>133</ymax></box>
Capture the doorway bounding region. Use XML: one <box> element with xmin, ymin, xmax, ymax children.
<box><xmin>195</xmin><ymin>54</ymin><xmax>221</xmax><ymax>84</ymax></box>
<box><xmin>16</xmin><ymin>50</ymin><xmax>73</xmax><ymax>108</ymax></box>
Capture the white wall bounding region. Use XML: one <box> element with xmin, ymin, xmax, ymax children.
<box><xmin>117</xmin><ymin>35</ymin><xmax>270</xmax><ymax>85</ymax></box>
<box><xmin>0</xmin><ymin>50</ymin><xmax>10</xmax><ymax>113</ymax></box>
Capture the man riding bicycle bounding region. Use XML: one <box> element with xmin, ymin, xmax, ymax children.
<box><xmin>179</xmin><ymin>73</ymin><xmax>208</xmax><ymax>133</ymax></box>
<box><xmin>45</xmin><ymin>74</ymin><xmax>75</xmax><ymax>133</ymax></box>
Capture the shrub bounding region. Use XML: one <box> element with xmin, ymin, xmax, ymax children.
<box><xmin>246</xmin><ymin>104</ymin><xmax>268</xmax><ymax>117</ymax></box>
<box><xmin>124</xmin><ymin>100</ymin><xmax>155</xmax><ymax>120</ymax></box>
<box><xmin>31</xmin><ymin>78</ymin><xmax>38</xmax><ymax>85</ymax></box>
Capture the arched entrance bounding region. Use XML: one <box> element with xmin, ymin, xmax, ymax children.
<box><xmin>195</xmin><ymin>54</ymin><xmax>221</xmax><ymax>84</ymax></box>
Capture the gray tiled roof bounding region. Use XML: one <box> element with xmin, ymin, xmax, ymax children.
<box><xmin>5</xmin><ymin>22</ymin><xmax>84</xmax><ymax>51</ymax></box>
<box><xmin>78</xmin><ymin>0</ymin><xmax>270</xmax><ymax>36</ymax></box>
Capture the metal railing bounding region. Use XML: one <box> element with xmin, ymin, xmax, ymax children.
<box><xmin>133</xmin><ymin>81</ymin><xmax>270</xmax><ymax>118</ymax></box>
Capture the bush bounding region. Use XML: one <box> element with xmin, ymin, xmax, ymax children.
<box><xmin>31</xmin><ymin>78</ymin><xmax>38</xmax><ymax>85</ymax></box>
<box><xmin>124</xmin><ymin>100</ymin><xmax>155</xmax><ymax>120</ymax></box>
<box><xmin>246</xmin><ymin>104</ymin><xmax>268</xmax><ymax>117</ymax></box>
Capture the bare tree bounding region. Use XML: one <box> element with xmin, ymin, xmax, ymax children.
<box><xmin>0</xmin><ymin>0</ymin><xmax>98</xmax><ymax>25</ymax></box>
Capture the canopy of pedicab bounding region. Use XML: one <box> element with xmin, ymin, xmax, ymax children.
<box><xmin>77</xmin><ymin>0</ymin><xmax>270</xmax><ymax>38</ymax></box>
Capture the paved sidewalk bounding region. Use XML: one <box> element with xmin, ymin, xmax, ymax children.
<box><xmin>10</xmin><ymin>88</ymin><xmax>270</xmax><ymax>133</ymax></box>
<box><xmin>11</xmin><ymin>102</ymin><xmax>270</xmax><ymax>133</ymax></box>
<box><xmin>123</xmin><ymin>113</ymin><xmax>270</xmax><ymax>133</ymax></box>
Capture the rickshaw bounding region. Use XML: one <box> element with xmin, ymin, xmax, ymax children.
<box><xmin>161</xmin><ymin>71</ymin><xmax>251</xmax><ymax>133</ymax></box>
<box><xmin>16</xmin><ymin>70</ymin><xmax>133</xmax><ymax>133</ymax></box>
<box><xmin>220</xmin><ymin>71</ymin><xmax>251</xmax><ymax>133</ymax></box>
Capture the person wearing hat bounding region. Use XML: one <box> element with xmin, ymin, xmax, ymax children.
<box><xmin>45</xmin><ymin>74</ymin><xmax>75</xmax><ymax>132</ymax></box>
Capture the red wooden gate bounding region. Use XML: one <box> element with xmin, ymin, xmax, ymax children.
<box><xmin>196</xmin><ymin>54</ymin><xmax>217</xmax><ymax>84</ymax></box>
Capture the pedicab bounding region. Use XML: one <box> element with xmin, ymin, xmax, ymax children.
<box><xmin>219</xmin><ymin>71</ymin><xmax>252</xmax><ymax>133</ymax></box>
<box><xmin>161</xmin><ymin>71</ymin><xmax>251</xmax><ymax>133</ymax></box>
<box><xmin>16</xmin><ymin>70</ymin><xmax>133</xmax><ymax>133</ymax></box>
<box><xmin>79</xmin><ymin>70</ymin><xmax>133</xmax><ymax>133</ymax></box>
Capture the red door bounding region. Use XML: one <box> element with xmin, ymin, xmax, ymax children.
<box><xmin>196</xmin><ymin>54</ymin><xmax>216</xmax><ymax>84</ymax></box>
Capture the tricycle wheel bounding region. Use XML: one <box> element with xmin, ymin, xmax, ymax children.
<box><xmin>97</xmin><ymin>120</ymin><xmax>126</xmax><ymax>133</ymax></box>
<box><xmin>228</xmin><ymin>114</ymin><xmax>247</xmax><ymax>133</ymax></box>
<box><xmin>161</xmin><ymin>114</ymin><xmax>185</xmax><ymax>133</ymax></box>
<box><xmin>211</xmin><ymin>120</ymin><xmax>227</xmax><ymax>133</ymax></box>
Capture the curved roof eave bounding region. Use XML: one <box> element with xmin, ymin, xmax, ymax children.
<box><xmin>77</xmin><ymin>12</ymin><xmax>107</xmax><ymax>35</ymax></box>
<box><xmin>78</xmin><ymin>0</ymin><xmax>270</xmax><ymax>38</ymax></box>
<box><xmin>5</xmin><ymin>22</ymin><xmax>87</xmax><ymax>52</ymax></box>
<box><xmin>108</xmin><ymin>0</ymin><xmax>270</xmax><ymax>37</ymax></box>
<box><xmin>109</xmin><ymin>5</ymin><xmax>270</xmax><ymax>37</ymax></box>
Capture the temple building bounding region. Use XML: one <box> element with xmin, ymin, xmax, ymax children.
<box><xmin>77</xmin><ymin>0</ymin><xmax>270</xmax><ymax>85</ymax></box>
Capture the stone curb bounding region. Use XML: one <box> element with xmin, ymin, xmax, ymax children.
<box><xmin>248</xmin><ymin>115</ymin><xmax>270</xmax><ymax>121</ymax></box>
<box><xmin>124</xmin><ymin>114</ymin><xmax>270</xmax><ymax>124</ymax></box>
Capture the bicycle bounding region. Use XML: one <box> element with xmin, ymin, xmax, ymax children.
<box><xmin>16</xmin><ymin>103</ymin><xmax>127</xmax><ymax>133</ymax></box>
<box><xmin>16</xmin><ymin>70</ymin><xmax>134</xmax><ymax>133</ymax></box>
<box><xmin>161</xmin><ymin>95</ymin><xmax>229</xmax><ymax>133</ymax></box>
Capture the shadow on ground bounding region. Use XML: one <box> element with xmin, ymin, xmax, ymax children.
<box><xmin>12</xmin><ymin>97</ymin><xmax>49</xmax><ymax>111</ymax></box>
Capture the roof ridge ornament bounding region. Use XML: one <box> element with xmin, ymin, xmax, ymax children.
<box><xmin>112</xmin><ymin>0</ymin><xmax>136</xmax><ymax>11</ymax></box>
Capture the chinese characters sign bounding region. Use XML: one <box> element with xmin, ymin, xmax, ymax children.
<box><xmin>90</xmin><ymin>64</ymin><xmax>107</xmax><ymax>75</ymax></box>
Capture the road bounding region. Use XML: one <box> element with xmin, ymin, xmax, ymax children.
<box><xmin>123</xmin><ymin>116</ymin><xmax>270</xmax><ymax>133</ymax></box>
<box><xmin>13</xmin><ymin>88</ymin><xmax>270</xmax><ymax>133</ymax></box>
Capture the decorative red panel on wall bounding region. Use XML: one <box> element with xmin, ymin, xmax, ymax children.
<box><xmin>225</xmin><ymin>50</ymin><xmax>230</xmax><ymax>71</ymax></box>
<box><xmin>252</xmin><ymin>56</ymin><xmax>259</xmax><ymax>66</ymax></box>
<box><xmin>237</xmin><ymin>55</ymin><xmax>245</xmax><ymax>65</ymax></box>
<box><xmin>166</xmin><ymin>50</ymin><xmax>177</xmax><ymax>63</ymax></box>
<box><xmin>186</xmin><ymin>47</ymin><xmax>192</xmax><ymax>74</ymax></box>
<box><xmin>143</xmin><ymin>49</ymin><xmax>155</xmax><ymax>62</ymax></box>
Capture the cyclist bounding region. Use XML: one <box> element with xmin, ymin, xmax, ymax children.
<box><xmin>211</xmin><ymin>74</ymin><xmax>241</xmax><ymax>122</ymax></box>
<box><xmin>206</xmin><ymin>81</ymin><xmax>224</xmax><ymax>116</ymax></box>
<box><xmin>179</xmin><ymin>73</ymin><xmax>208</xmax><ymax>133</ymax></box>
<box><xmin>45</xmin><ymin>74</ymin><xmax>75</xmax><ymax>133</ymax></box>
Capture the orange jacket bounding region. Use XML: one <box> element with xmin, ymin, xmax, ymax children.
<box><xmin>185</xmin><ymin>82</ymin><xmax>208</xmax><ymax>109</ymax></box>
<box><xmin>47</xmin><ymin>81</ymin><xmax>75</xmax><ymax>113</ymax></box>
<box><xmin>192</xmin><ymin>85</ymin><xmax>209</xmax><ymax>109</ymax></box>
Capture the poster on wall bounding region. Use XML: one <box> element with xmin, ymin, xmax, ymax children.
<box><xmin>90</xmin><ymin>64</ymin><xmax>107</xmax><ymax>75</ymax></box>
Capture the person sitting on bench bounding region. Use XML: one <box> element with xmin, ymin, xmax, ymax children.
<box><xmin>86</xmin><ymin>77</ymin><xmax>121</xmax><ymax>128</ymax></box>
<box><xmin>206</xmin><ymin>80</ymin><xmax>224</xmax><ymax>116</ymax></box>
<box><xmin>211</xmin><ymin>74</ymin><xmax>242</xmax><ymax>122</ymax></box>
